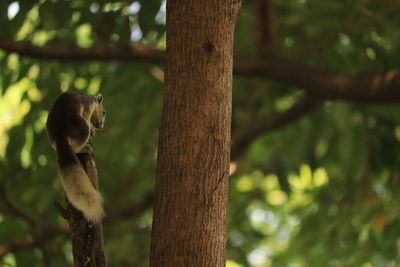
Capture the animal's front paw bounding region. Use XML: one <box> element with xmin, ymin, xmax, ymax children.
<box><xmin>79</xmin><ymin>144</ymin><xmax>93</xmax><ymax>154</ymax></box>
<box><xmin>90</xmin><ymin>128</ymin><xmax>96</xmax><ymax>137</ymax></box>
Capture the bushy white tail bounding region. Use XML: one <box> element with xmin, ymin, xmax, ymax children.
<box><xmin>60</xmin><ymin>165</ymin><xmax>105</xmax><ymax>223</ymax></box>
<box><xmin>55</xmin><ymin>139</ymin><xmax>104</xmax><ymax>223</ymax></box>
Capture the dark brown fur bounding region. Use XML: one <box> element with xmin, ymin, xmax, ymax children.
<box><xmin>46</xmin><ymin>91</ymin><xmax>106</xmax><ymax>223</ymax></box>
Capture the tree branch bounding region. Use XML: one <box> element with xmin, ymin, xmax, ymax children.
<box><xmin>0</xmin><ymin>225</ymin><xmax>69</xmax><ymax>259</ymax></box>
<box><xmin>105</xmin><ymin>192</ymin><xmax>154</xmax><ymax>221</ymax></box>
<box><xmin>256</xmin><ymin>0</ymin><xmax>274</xmax><ymax>55</ymax></box>
<box><xmin>1</xmin><ymin>39</ymin><xmax>400</xmax><ymax>102</ymax></box>
<box><xmin>234</xmin><ymin>57</ymin><xmax>400</xmax><ymax>103</ymax></box>
<box><xmin>374</xmin><ymin>0</ymin><xmax>400</xmax><ymax>8</ymax></box>
<box><xmin>0</xmin><ymin>185</ymin><xmax>37</xmax><ymax>226</ymax></box>
<box><xmin>0</xmin><ymin>39</ymin><xmax>164</xmax><ymax>62</ymax></box>
<box><xmin>54</xmin><ymin>201</ymin><xmax>69</xmax><ymax>219</ymax></box>
<box><xmin>0</xmin><ymin>193</ymin><xmax>154</xmax><ymax>259</ymax></box>
<box><xmin>231</xmin><ymin>96</ymin><xmax>323</xmax><ymax>160</ymax></box>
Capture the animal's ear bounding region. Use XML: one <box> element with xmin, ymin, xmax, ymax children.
<box><xmin>97</xmin><ymin>94</ymin><xmax>103</xmax><ymax>103</ymax></box>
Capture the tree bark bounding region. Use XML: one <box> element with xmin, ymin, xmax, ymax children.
<box><xmin>150</xmin><ymin>1</ymin><xmax>241</xmax><ymax>266</ymax></box>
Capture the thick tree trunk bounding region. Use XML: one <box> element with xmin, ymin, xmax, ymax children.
<box><xmin>150</xmin><ymin>1</ymin><xmax>241</xmax><ymax>266</ymax></box>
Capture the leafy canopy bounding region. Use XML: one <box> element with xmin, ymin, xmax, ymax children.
<box><xmin>1</xmin><ymin>0</ymin><xmax>400</xmax><ymax>266</ymax></box>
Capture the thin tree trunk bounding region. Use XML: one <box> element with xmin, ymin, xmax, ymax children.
<box><xmin>150</xmin><ymin>1</ymin><xmax>241</xmax><ymax>266</ymax></box>
<box><xmin>57</xmin><ymin>146</ymin><xmax>106</xmax><ymax>267</ymax></box>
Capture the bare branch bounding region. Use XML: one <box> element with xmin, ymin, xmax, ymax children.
<box><xmin>1</xmin><ymin>39</ymin><xmax>400</xmax><ymax>102</ymax></box>
<box><xmin>0</xmin><ymin>194</ymin><xmax>154</xmax><ymax>258</ymax></box>
<box><xmin>0</xmin><ymin>225</ymin><xmax>69</xmax><ymax>259</ymax></box>
<box><xmin>0</xmin><ymin>39</ymin><xmax>164</xmax><ymax>62</ymax></box>
<box><xmin>256</xmin><ymin>0</ymin><xmax>274</xmax><ymax>55</ymax></box>
<box><xmin>105</xmin><ymin>192</ymin><xmax>154</xmax><ymax>221</ymax></box>
<box><xmin>374</xmin><ymin>0</ymin><xmax>400</xmax><ymax>8</ymax></box>
<box><xmin>54</xmin><ymin>201</ymin><xmax>69</xmax><ymax>219</ymax></box>
<box><xmin>231</xmin><ymin>96</ymin><xmax>323</xmax><ymax>160</ymax></box>
<box><xmin>0</xmin><ymin>185</ymin><xmax>37</xmax><ymax>226</ymax></box>
<box><xmin>234</xmin><ymin>57</ymin><xmax>400</xmax><ymax>103</ymax></box>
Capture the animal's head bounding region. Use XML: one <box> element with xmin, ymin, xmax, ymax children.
<box><xmin>91</xmin><ymin>94</ymin><xmax>106</xmax><ymax>130</ymax></box>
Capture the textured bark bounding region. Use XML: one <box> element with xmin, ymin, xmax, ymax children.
<box><xmin>63</xmin><ymin>149</ymin><xmax>106</xmax><ymax>267</ymax></box>
<box><xmin>150</xmin><ymin>1</ymin><xmax>241</xmax><ymax>266</ymax></box>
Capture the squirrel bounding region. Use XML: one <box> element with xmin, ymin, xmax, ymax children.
<box><xmin>46</xmin><ymin>91</ymin><xmax>106</xmax><ymax>223</ymax></box>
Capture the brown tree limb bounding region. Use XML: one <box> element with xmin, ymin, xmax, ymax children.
<box><xmin>256</xmin><ymin>0</ymin><xmax>274</xmax><ymax>55</ymax></box>
<box><xmin>0</xmin><ymin>185</ymin><xmax>37</xmax><ymax>227</ymax></box>
<box><xmin>105</xmin><ymin>192</ymin><xmax>154</xmax><ymax>221</ymax></box>
<box><xmin>231</xmin><ymin>96</ymin><xmax>323</xmax><ymax>160</ymax></box>
<box><xmin>0</xmin><ymin>39</ymin><xmax>164</xmax><ymax>62</ymax></box>
<box><xmin>234</xmin><ymin>57</ymin><xmax>400</xmax><ymax>103</ymax></box>
<box><xmin>1</xmin><ymin>39</ymin><xmax>400</xmax><ymax>102</ymax></box>
<box><xmin>374</xmin><ymin>0</ymin><xmax>400</xmax><ymax>8</ymax></box>
<box><xmin>54</xmin><ymin>201</ymin><xmax>69</xmax><ymax>219</ymax></box>
<box><xmin>0</xmin><ymin>193</ymin><xmax>154</xmax><ymax>260</ymax></box>
<box><xmin>0</xmin><ymin>225</ymin><xmax>69</xmax><ymax>259</ymax></box>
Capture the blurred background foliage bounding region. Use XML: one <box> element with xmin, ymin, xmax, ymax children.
<box><xmin>1</xmin><ymin>0</ymin><xmax>400</xmax><ymax>266</ymax></box>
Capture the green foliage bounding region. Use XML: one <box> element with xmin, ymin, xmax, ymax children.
<box><xmin>1</xmin><ymin>0</ymin><xmax>400</xmax><ymax>266</ymax></box>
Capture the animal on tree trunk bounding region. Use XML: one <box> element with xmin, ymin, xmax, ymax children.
<box><xmin>46</xmin><ymin>91</ymin><xmax>106</xmax><ymax>223</ymax></box>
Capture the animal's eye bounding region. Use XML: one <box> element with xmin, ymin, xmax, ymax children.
<box><xmin>103</xmin><ymin>110</ymin><xmax>106</xmax><ymax>116</ymax></box>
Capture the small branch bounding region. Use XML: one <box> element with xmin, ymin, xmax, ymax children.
<box><xmin>106</xmin><ymin>192</ymin><xmax>154</xmax><ymax>221</ymax></box>
<box><xmin>0</xmin><ymin>192</ymin><xmax>154</xmax><ymax>259</ymax></box>
<box><xmin>256</xmin><ymin>0</ymin><xmax>274</xmax><ymax>55</ymax></box>
<box><xmin>234</xmin><ymin>57</ymin><xmax>400</xmax><ymax>103</ymax></box>
<box><xmin>0</xmin><ymin>235</ymin><xmax>36</xmax><ymax>258</ymax></box>
<box><xmin>0</xmin><ymin>193</ymin><xmax>153</xmax><ymax>259</ymax></box>
<box><xmin>231</xmin><ymin>96</ymin><xmax>323</xmax><ymax>160</ymax></box>
<box><xmin>0</xmin><ymin>185</ymin><xmax>37</xmax><ymax>226</ymax></box>
<box><xmin>0</xmin><ymin>224</ymin><xmax>69</xmax><ymax>259</ymax></box>
<box><xmin>54</xmin><ymin>201</ymin><xmax>69</xmax><ymax>219</ymax></box>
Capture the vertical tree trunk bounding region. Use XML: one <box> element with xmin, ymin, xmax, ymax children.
<box><xmin>150</xmin><ymin>1</ymin><xmax>241</xmax><ymax>266</ymax></box>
